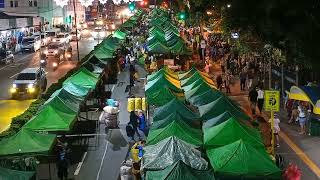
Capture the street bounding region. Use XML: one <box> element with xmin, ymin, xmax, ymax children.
<box><xmin>0</xmin><ymin>38</ymin><xmax>98</xmax><ymax>133</ymax></box>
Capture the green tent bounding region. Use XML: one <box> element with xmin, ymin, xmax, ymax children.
<box><xmin>152</xmin><ymin>98</ymin><xmax>198</xmax><ymax>121</ymax></box>
<box><xmin>112</xmin><ymin>29</ymin><xmax>127</xmax><ymax>40</ymax></box>
<box><xmin>0</xmin><ymin>128</ymin><xmax>56</xmax><ymax>156</ymax></box>
<box><xmin>178</xmin><ymin>66</ymin><xmax>197</xmax><ymax>80</ymax></box>
<box><xmin>61</xmin><ymin>81</ymin><xmax>91</xmax><ymax>97</ymax></box>
<box><xmin>63</xmin><ymin>67</ymin><xmax>99</xmax><ymax>89</ymax></box>
<box><xmin>150</xmin><ymin>112</ymin><xmax>197</xmax><ymax>130</ymax></box>
<box><xmin>148</xmin><ymin>41</ymin><xmax>171</xmax><ymax>54</ymax></box>
<box><xmin>145</xmin><ymin>161</ymin><xmax>215</xmax><ymax>180</ymax></box>
<box><xmin>147</xmin><ymin>35</ymin><xmax>167</xmax><ymax>46</ymax></box>
<box><xmin>198</xmin><ymin>96</ymin><xmax>249</xmax><ymax>121</ymax></box>
<box><xmin>207</xmin><ymin>140</ymin><xmax>281</xmax><ymax>179</ymax></box>
<box><xmin>24</xmin><ymin>101</ymin><xmax>77</xmax><ymax>131</ymax></box>
<box><xmin>181</xmin><ymin>71</ymin><xmax>210</xmax><ymax>87</ymax></box>
<box><xmin>0</xmin><ymin>167</ymin><xmax>35</xmax><ymax>180</ymax></box>
<box><xmin>188</xmin><ymin>89</ymin><xmax>223</xmax><ymax>107</ymax></box>
<box><xmin>147</xmin><ymin>87</ymin><xmax>182</xmax><ymax>106</ymax></box>
<box><xmin>203</xmin><ymin>117</ymin><xmax>264</xmax><ymax>148</ymax></box>
<box><xmin>93</xmin><ymin>47</ymin><xmax>114</xmax><ymax>59</ymax></box>
<box><xmin>202</xmin><ymin>111</ymin><xmax>235</xmax><ymax>129</ymax></box>
<box><xmin>147</xmin><ymin>67</ymin><xmax>179</xmax><ymax>81</ymax></box>
<box><xmin>87</xmin><ymin>54</ymin><xmax>108</xmax><ymax>65</ymax></box>
<box><xmin>145</xmin><ymin>74</ymin><xmax>182</xmax><ymax>95</ymax></box>
<box><xmin>184</xmin><ymin>82</ymin><xmax>212</xmax><ymax>100</ymax></box>
<box><xmin>165</xmin><ymin>31</ymin><xmax>180</xmax><ymax>41</ymax></box>
<box><xmin>42</xmin><ymin>93</ymin><xmax>80</xmax><ymax>113</ymax></box>
<box><xmin>142</xmin><ymin>136</ymin><xmax>208</xmax><ymax>170</ymax></box>
<box><xmin>147</xmin><ymin>119</ymin><xmax>202</xmax><ymax>146</ymax></box>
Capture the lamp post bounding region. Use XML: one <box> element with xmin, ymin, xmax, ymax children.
<box><xmin>73</xmin><ymin>0</ymin><xmax>80</xmax><ymax>61</ymax></box>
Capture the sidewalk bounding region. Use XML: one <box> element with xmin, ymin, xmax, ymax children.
<box><xmin>210</xmin><ymin>59</ymin><xmax>320</xmax><ymax>180</ymax></box>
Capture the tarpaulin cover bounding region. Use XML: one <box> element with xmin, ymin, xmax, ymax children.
<box><xmin>207</xmin><ymin>140</ymin><xmax>281</xmax><ymax>179</ymax></box>
<box><xmin>61</xmin><ymin>82</ymin><xmax>91</xmax><ymax>97</ymax></box>
<box><xmin>147</xmin><ymin>119</ymin><xmax>202</xmax><ymax>146</ymax></box>
<box><xmin>147</xmin><ymin>87</ymin><xmax>184</xmax><ymax>106</ymax></box>
<box><xmin>184</xmin><ymin>82</ymin><xmax>214</xmax><ymax>100</ymax></box>
<box><xmin>93</xmin><ymin>47</ymin><xmax>114</xmax><ymax>59</ymax></box>
<box><xmin>147</xmin><ymin>41</ymin><xmax>171</xmax><ymax>54</ymax></box>
<box><xmin>0</xmin><ymin>128</ymin><xmax>56</xmax><ymax>156</ymax></box>
<box><xmin>152</xmin><ymin>98</ymin><xmax>198</xmax><ymax>121</ymax></box>
<box><xmin>145</xmin><ymin>74</ymin><xmax>182</xmax><ymax>95</ymax></box>
<box><xmin>142</xmin><ymin>136</ymin><xmax>208</xmax><ymax>170</ymax></box>
<box><xmin>0</xmin><ymin>167</ymin><xmax>35</xmax><ymax>180</ymax></box>
<box><xmin>147</xmin><ymin>35</ymin><xmax>167</xmax><ymax>46</ymax></box>
<box><xmin>63</xmin><ymin>67</ymin><xmax>99</xmax><ymax>89</ymax></box>
<box><xmin>202</xmin><ymin>111</ymin><xmax>235</xmax><ymax>129</ymax></box>
<box><xmin>203</xmin><ymin>117</ymin><xmax>264</xmax><ymax>148</ymax></box>
<box><xmin>88</xmin><ymin>54</ymin><xmax>108</xmax><ymax>65</ymax></box>
<box><xmin>188</xmin><ymin>89</ymin><xmax>223</xmax><ymax>107</ymax></box>
<box><xmin>181</xmin><ymin>71</ymin><xmax>214</xmax><ymax>87</ymax></box>
<box><xmin>24</xmin><ymin>101</ymin><xmax>77</xmax><ymax>131</ymax></box>
<box><xmin>147</xmin><ymin>66</ymin><xmax>178</xmax><ymax>81</ymax></box>
<box><xmin>43</xmin><ymin>91</ymin><xmax>80</xmax><ymax>112</ymax></box>
<box><xmin>150</xmin><ymin>112</ymin><xmax>197</xmax><ymax>130</ymax></box>
<box><xmin>165</xmin><ymin>31</ymin><xmax>180</xmax><ymax>41</ymax></box>
<box><xmin>198</xmin><ymin>96</ymin><xmax>249</xmax><ymax>121</ymax></box>
<box><xmin>178</xmin><ymin>67</ymin><xmax>197</xmax><ymax>80</ymax></box>
<box><xmin>145</xmin><ymin>160</ymin><xmax>215</xmax><ymax>180</ymax></box>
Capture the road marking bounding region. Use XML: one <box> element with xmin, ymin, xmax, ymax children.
<box><xmin>280</xmin><ymin>132</ymin><xmax>320</xmax><ymax>178</ymax></box>
<box><xmin>74</xmin><ymin>151</ymin><xmax>87</xmax><ymax>176</ymax></box>
<box><xmin>96</xmin><ymin>141</ymin><xmax>109</xmax><ymax>180</ymax></box>
<box><xmin>0</xmin><ymin>53</ymin><xmax>33</xmax><ymax>70</ymax></box>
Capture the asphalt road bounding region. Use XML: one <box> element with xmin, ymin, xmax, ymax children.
<box><xmin>0</xmin><ymin>38</ymin><xmax>98</xmax><ymax>133</ymax></box>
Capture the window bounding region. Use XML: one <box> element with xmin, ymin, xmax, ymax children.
<box><xmin>34</xmin><ymin>0</ymin><xmax>37</xmax><ymax>6</ymax></box>
<box><xmin>29</xmin><ymin>0</ymin><xmax>32</xmax><ymax>6</ymax></box>
<box><xmin>10</xmin><ymin>0</ymin><xmax>13</xmax><ymax>7</ymax></box>
<box><xmin>14</xmin><ymin>1</ymin><xmax>18</xmax><ymax>7</ymax></box>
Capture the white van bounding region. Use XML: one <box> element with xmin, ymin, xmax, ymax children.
<box><xmin>20</xmin><ymin>36</ymin><xmax>41</xmax><ymax>52</ymax></box>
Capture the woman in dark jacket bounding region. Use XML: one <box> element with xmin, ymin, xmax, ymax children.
<box><xmin>128</xmin><ymin>111</ymin><xmax>140</xmax><ymax>140</ymax></box>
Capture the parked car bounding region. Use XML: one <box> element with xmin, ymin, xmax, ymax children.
<box><xmin>91</xmin><ymin>27</ymin><xmax>106</xmax><ymax>40</ymax></box>
<box><xmin>0</xmin><ymin>50</ymin><xmax>14</xmax><ymax>64</ymax></box>
<box><xmin>52</xmin><ymin>33</ymin><xmax>70</xmax><ymax>43</ymax></box>
<box><xmin>43</xmin><ymin>42</ymin><xmax>67</xmax><ymax>70</ymax></box>
<box><xmin>10</xmin><ymin>68</ymin><xmax>47</xmax><ymax>99</ymax></box>
<box><xmin>70</xmin><ymin>30</ymin><xmax>81</xmax><ymax>41</ymax></box>
<box><xmin>20</xmin><ymin>36</ymin><xmax>41</xmax><ymax>52</ymax></box>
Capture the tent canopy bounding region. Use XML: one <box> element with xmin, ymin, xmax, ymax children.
<box><xmin>145</xmin><ymin>73</ymin><xmax>182</xmax><ymax>95</ymax></box>
<box><xmin>203</xmin><ymin>117</ymin><xmax>264</xmax><ymax>148</ymax></box>
<box><xmin>289</xmin><ymin>85</ymin><xmax>320</xmax><ymax>114</ymax></box>
<box><xmin>178</xmin><ymin>67</ymin><xmax>197</xmax><ymax>80</ymax></box>
<box><xmin>145</xmin><ymin>161</ymin><xmax>215</xmax><ymax>180</ymax></box>
<box><xmin>181</xmin><ymin>71</ymin><xmax>214</xmax><ymax>87</ymax></box>
<box><xmin>188</xmin><ymin>89</ymin><xmax>223</xmax><ymax>107</ymax></box>
<box><xmin>0</xmin><ymin>128</ymin><xmax>56</xmax><ymax>156</ymax></box>
<box><xmin>142</xmin><ymin>136</ymin><xmax>208</xmax><ymax>171</ymax></box>
<box><xmin>207</xmin><ymin>140</ymin><xmax>281</xmax><ymax>179</ymax></box>
<box><xmin>63</xmin><ymin>67</ymin><xmax>99</xmax><ymax>89</ymax></box>
<box><xmin>147</xmin><ymin>41</ymin><xmax>171</xmax><ymax>54</ymax></box>
<box><xmin>0</xmin><ymin>167</ymin><xmax>35</xmax><ymax>180</ymax></box>
<box><xmin>184</xmin><ymin>82</ymin><xmax>214</xmax><ymax>100</ymax></box>
<box><xmin>147</xmin><ymin>66</ymin><xmax>179</xmax><ymax>81</ymax></box>
<box><xmin>147</xmin><ymin>119</ymin><xmax>202</xmax><ymax>146</ymax></box>
<box><xmin>198</xmin><ymin>96</ymin><xmax>249</xmax><ymax>121</ymax></box>
<box><xmin>147</xmin><ymin>87</ymin><xmax>184</xmax><ymax>107</ymax></box>
<box><xmin>152</xmin><ymin>98</ymin><xmax>199</xmax><ymax>121</ymax></box>
<box><xmin>202</xmin><ymin>111</ymin><xmax>236</xmax><ymax>129</ymax></box>
<box><xmin>150</xmin><ymin>112</ymin><xmax>198</xmax><ymax>130</ymax></box>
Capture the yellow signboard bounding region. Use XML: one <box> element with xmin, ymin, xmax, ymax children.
<box><xmin>264</xmin><ymin>90</ymin><xmax>280</xmax><ymax>112</ymax></box>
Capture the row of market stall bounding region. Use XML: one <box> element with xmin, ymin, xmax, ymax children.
<box><xmin>143</xmin><ymin>66</ymin><xmax>281</xmax><ymax>179</ymax></box>
<box><xmin>0</xmin><ymin>10</ymin><xmax>145</xmax><ymax>179</ymax></box>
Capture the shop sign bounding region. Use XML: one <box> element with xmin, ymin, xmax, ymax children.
<box><xmin>264</xmin><ymin>90</ymin><xmax>280</xmax><ymax>112</ymax></box>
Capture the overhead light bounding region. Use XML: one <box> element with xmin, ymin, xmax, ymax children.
<box><xmin>227</xmin><ymin>4</ymin><xmax>231</xmax><ymax>8</ymax></box>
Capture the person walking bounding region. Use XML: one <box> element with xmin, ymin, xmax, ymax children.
<box><xmin>248</xmin><ymin>87</ymin><xmax>258</xmax><ymax>115</ymax></box>
<box><xmin>239</xmin><ymin>70</ymin><xmax>247</xmax><ymax>91</ymax></box>
<box><xmin>137</xmin><ymin>110</ymin><xmax>147</xmax><ymax>136</ymax></box>
<box><xmin>200</xmin><ymin>38</ymin><xmax>206</xmax><ymax>63</ymax></box>
<box><xmin>257</xmin><ymin>87</ymin><xmax>264</xmax><ymax>114</ymax></box>
<box><xmin>272</xmin><ymin>113</ymin><xmax>281</xmax><ymax>147</ymax></box>
<box><xmin>216</xmin><ymin>74</ymin><xmax>223</xmax><ymax>90</ymax></box>
<box><xmin>298</xmin><ymin>103</ymin><xmax>307</xmax><ymax>134</ymax></box>
<box><xmin>129</xmin><ymin>111</ymin><xmax>141</xmax><ymax>140</ymax></box>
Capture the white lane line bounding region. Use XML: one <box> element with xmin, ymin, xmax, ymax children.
<box><xmin>0</xmin><ymin>53</ymin><xmax>34</xmax><ymax>70</ymax></box>
<box><xmin>96</xmin><ymin>141</ymin><xmax>109</xmax><ymax>180</ymax></box>
<box><xmin>74</xmin><ymin>151</ymin><xmax>88</xmax><ymax>176</ymax></box>
<box><xmin>9</xmin><ymin>72</ymin><xmax>20</xmax><ymax>79</ymax></box>
<box><xmin>111</xmin><ymin>84</ymin><xmax>115</xmax><ymax>92</ymax></box>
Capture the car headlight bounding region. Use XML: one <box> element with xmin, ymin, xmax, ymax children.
<box><xmin>28</xmin><ymin>83</ymin><xmax>34</xmax><ymax>88</ymax></box>
<box><xmin>52</xmin><ymin>62</ymin><xmax>58</xmax><ymax>67</ymax></box>
<box><xmin>40</xmin><ymin>59</ymin><xmax>46</xmax><ymax>63</ymax></box>
<box><xmin>28</xmin><ymin>87</ymin><xmax>35</xmax><ymax>93</ymax></box>
<box><xmin>10</xmin><ymin>88</ymin><xmax>16</xmax><ymax>93</ymax></box>
<box><xmin>12</xmin><ymin>84</ymin><xmax>17</xmax><ymax>88</ymax></box>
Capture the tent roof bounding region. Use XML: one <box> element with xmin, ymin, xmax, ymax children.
<box><xmin>142</xmin><ymin>136</ymin><xmax>208</xmax><ymax>171</ymax></box>
<box><xmin>0</xmin><ymin>167</ymin><xmax>35</xmax><ymax>180</ymax></box>
<box><xmin>147</xmin><ymin>67</ymin><xmax>179</xmax><ymax>81</ymax></box>
<box><xmin>150</xmin><ymin>112</ymin><xmax>197</xmax><ymax>130</ymax></box>
<box><xmin>202</xmin><ymin>111</ymin><xmax>236</xmax><ymax>129</ymax></box>
<box><xmin>152</xmin><ymin>98</ymin><xmax>198</xmax><ymax>121</ymax></box>
<box><xmin>207</xmin><ymin>140</ymin><xmax>281</xmax><ymax>179</ymax></box>
<box><xmin>93</xmin><ymin>47</ymin><xmax>114</xmax><ymax>59</ymax></box>
<box><xmin>60</xmin><ymin>82</ymin><xmax>91</xmax><ymax>98</ymax></box>
<box><xmin>184</xmin><ymin>82</ymin><xmax>214</xmax><ymax>100</ymax></box>
<box><xmin>188</xmin><ymin>89</ymin><xmax>223</xmax><ymax>107</ymax></box>
<box><xmin>63</xmin><ymin>67</ymin><xmax>99</xmax><ymax>89</ymax></box>
<box><xmin>112</xmin><ymin>29</ymin><xmax>127</xmax><ymax>40</ymax></box>
<box><xmin>43</xmin><ymin>91</ymin><xmax>80</xmax><ymax>113</ymax></box>
<box><xmin>0</xmin><ymin>128</ymin><xmax>56</xmax><ymax>156</ymax></box>
<box><xmin>198</xmin><ymin>96</ymin><xmax>249</xmax><ymax>121</ymax></box>
<box><xmin>24</xmin><ymin>102</ymin><xmax>77</xmax><ymax>131</ymax></box>
<box><xmin>181</xmin><ymin>71</ymin><xmax>213</xmax><ymax>87</ymax></box>
<box><xmin>147</xmin><ymin>41</ymin><xmax>171</xmax><ymax>54</ymax></box>
<box><xmin>147</xmin><ymin>119</ymin><xmax>202</xmax><ymax>146</ymax></box>
<box><xmin>203</xmin><ymin>117</ymin><xmax>264</xmax><ymax>148</ymax></box>
<box><xmin>145</xmin><ymin>73</ymin><xmax>182</xmax><ymax>95</ymax></box>
<box><xmin>147</xmin><ymin>87</ymin><xmax>184</xmax><ymax>107</ymax></box>
<box><xmin>289</xmin><ymin>85</ymin><xmax>320</xmax><ymax>105</ymax></box>
<box><xmin>178</xmin><ymin>67</ymin><xmax>197</xmax><ymax>80</ymax></box>
<box><xmin>145</xmin><ymin>161</ymin><xmax>215</xmax><ymax>180</ymax></box>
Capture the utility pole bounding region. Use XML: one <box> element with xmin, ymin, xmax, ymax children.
<box><xmin>73</xmin><ymin>0</ymin><xmax>80</xmax><ymax>61</ymax></box>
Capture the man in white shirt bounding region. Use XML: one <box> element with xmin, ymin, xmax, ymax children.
<box><xmin>257</xmin><ymin>87</ymin><xmax>264</xmax><ymax>114</ymax></box>
<box><xmin>200</xmin><ymin>39</ymin><xmax>206</xmax><ymax>62</ymax></box>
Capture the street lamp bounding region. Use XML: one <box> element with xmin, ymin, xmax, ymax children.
<box><xmin>227</xmin><ymin>4</ymin><xmax>231</xmax><ymax>8</ymax></box>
